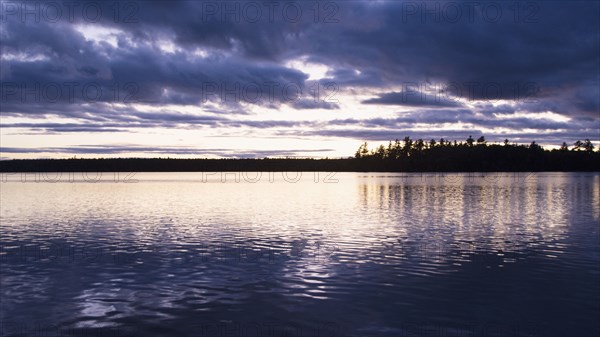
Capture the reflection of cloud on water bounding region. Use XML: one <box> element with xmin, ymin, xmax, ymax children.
<box><xmin>593</xmin><ymin>176</ymin><xmax>600</xmax><ymax>222</ymax></box>
<box><xmin>74</xmin><ymin>289</ymin><xmax>123</xmax><ymax>329</ymax></box>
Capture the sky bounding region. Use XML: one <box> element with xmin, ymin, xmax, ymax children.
<box><xmin>0</xmin><ymin>0</ymin><xmax>599</xmax><ymax>159</ymax></box>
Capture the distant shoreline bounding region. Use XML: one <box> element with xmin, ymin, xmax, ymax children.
<box><xmin>1</xmin><ymin>156</ymin><xmax>598</xmax><ymax>173</ymax></box>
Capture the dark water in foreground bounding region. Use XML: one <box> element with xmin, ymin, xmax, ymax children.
<box><xmin>1</xmin><ymin>172</ymin><xmax>599</xmax><ymax>337</ymax></box>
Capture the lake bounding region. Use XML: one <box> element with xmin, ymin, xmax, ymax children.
<box><xmin>1</xmin><ymin>172</ymin><xmax>599</xmax><ymax>336</ymax></box>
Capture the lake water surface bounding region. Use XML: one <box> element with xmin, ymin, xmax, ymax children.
<box><xmin>1</xmin><ymin>172</ymin><xmax>599</xmax><ymax>336</ymax></box>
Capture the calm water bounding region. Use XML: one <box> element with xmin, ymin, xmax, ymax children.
<box><xmin>1</xmin><ymin>172</ymin><xmax>599</xmax><ymax>337</ymax></box>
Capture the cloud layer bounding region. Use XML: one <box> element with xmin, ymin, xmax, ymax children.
<box><xmin>1</xmin><ymin>0</ymin><xmax>598</xmax><ymax>157</ymax></box>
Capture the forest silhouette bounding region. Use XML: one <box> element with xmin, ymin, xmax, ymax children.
<box><xmin>1</xmin><ymin>137</ymin><xmax>598</xmax><ymax>172</ymax></box>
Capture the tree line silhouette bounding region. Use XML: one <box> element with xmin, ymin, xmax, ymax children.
<box><xmin>352</xmin><ymin>136</ymin><xmax>598</xmax><ymax>171</ymax></box>
<box><xmin>0</xmin><ymin>136</ymin><xmax>598</xmax><ymax>172</ymax></box>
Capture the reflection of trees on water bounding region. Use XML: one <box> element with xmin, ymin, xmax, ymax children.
<box><xmin>350</xmin><ymin>173</ymin><xmax>598</xmax><ymax>269</ymax></box>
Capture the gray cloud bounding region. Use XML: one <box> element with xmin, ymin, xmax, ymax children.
<box><xmin>362</xmin><ymin>91</ymin><xmax>463</xmax><ymax>107</ymax></box>
<box><xmin>0</xmin><ymin>145</ymin><xmax>335</xmax><ymax>158</ymax></box>
<box><xmin>0</xmin><ymin>0</ymin><xmax>598</xmax><ymax>154</ymax></box>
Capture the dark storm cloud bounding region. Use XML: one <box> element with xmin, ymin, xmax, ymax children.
<box><xmin>0</xmin><ymin>32</ymin><xmax>309</xmax><ymax>107</ymax></box>
<box><xmin>0</xmin><ymin>0</ymin><xmax>598</xmax><ymax>142</ymax></box>
<box><xmin>312</xmin><ymin>1</ymin><xmax>599</xmax><ymax>118</ymax></box>
<box><xmin>0</xmin><ymin>3</ymin><xmax>310</xmax><ymax>111</ymax></box>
